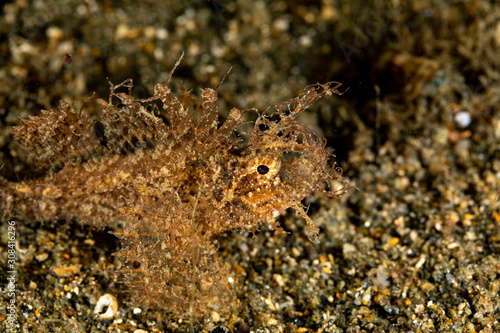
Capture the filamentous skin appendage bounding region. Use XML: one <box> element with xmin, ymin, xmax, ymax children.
<box><xmin>0</xmin><ymin>57</ymin><xmax>350</xmax><ymax>318</ymax></box>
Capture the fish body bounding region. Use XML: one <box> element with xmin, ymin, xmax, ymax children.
<box><xmin>0</xmin><ymin>58</ymin><xmax>349</xmax><ymax>317</ymax></box>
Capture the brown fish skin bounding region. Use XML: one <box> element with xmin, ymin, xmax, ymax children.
<box><xmin>0</xmin><ymin>58</ymin><xmax>350</xmax><ymax>317</ymax></box>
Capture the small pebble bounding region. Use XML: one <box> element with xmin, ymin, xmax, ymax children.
<box><xmin>52</xmin><ymin>265</ymin><xmax>81</xmax><ymax>277</ymax></box>
<box><xmin>35</xmin><ymin>253</ymin><xmax>49</xmax><ymax>262</ymax></box>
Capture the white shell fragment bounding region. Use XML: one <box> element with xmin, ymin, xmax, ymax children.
<box><xmin>454</xmin><ymin>111</ymin><xmax>471</xmax><ymax>128</ymax></box>
<box><xmin>94</xmin><ymin>293</ymin><xmax>118</xmax><ymax>320</ymax></box>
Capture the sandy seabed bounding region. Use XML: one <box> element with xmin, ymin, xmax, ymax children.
<box><xmin>1</xmin><ymin>1</ymin><xmax>499</xmax><ymax>332</ymax></box>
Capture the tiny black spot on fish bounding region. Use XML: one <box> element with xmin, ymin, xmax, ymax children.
<box><xmin>130</xmin><ymin>135</ymin><xmax>139</xmax><ymax>147</ymax></box>
<box><xmin>123</xmin><ymin>141</ymin><xmax>135</xmax><ymax>153</ymax></box>
<box><xmin>94</xmin><ymin>121</ymin><xmax>108</xmax><ymax>148</ymax></box>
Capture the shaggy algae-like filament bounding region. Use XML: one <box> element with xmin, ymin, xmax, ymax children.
<box><xmin>1</xmin><ymin>56</ymin><xmax>350</xmax><ymax>318</ymax></box>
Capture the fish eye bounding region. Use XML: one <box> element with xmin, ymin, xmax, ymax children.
<box><xmin>247</xmin><ymin>156</ymin><xmax>280</xmax><ymax>179</ymax></box>
<box><xmin>257</xmin><ymin>165</ymin><xmax>269</xmax><ymax>175</ymax></box>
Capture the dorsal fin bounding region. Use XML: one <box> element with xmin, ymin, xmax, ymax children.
<box><xmin>12</xmin><ymin>81</ymin><xmax>172</xmax><ymax>168</ymax></box>
<box><xmin>10</xmin><ymin>55</ymin><xmax>270</xmax><ymax>169</ymax></box>
<box><xmin>12</xmin><ymin>99</ymin><xmax>101</xmax><ymax>167</ymax></box>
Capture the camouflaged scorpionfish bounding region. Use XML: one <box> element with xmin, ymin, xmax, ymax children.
<box><xmin>0</xmin><ymin>56</ymin><xmax>350</xmax><ymax>318</ymax></box>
